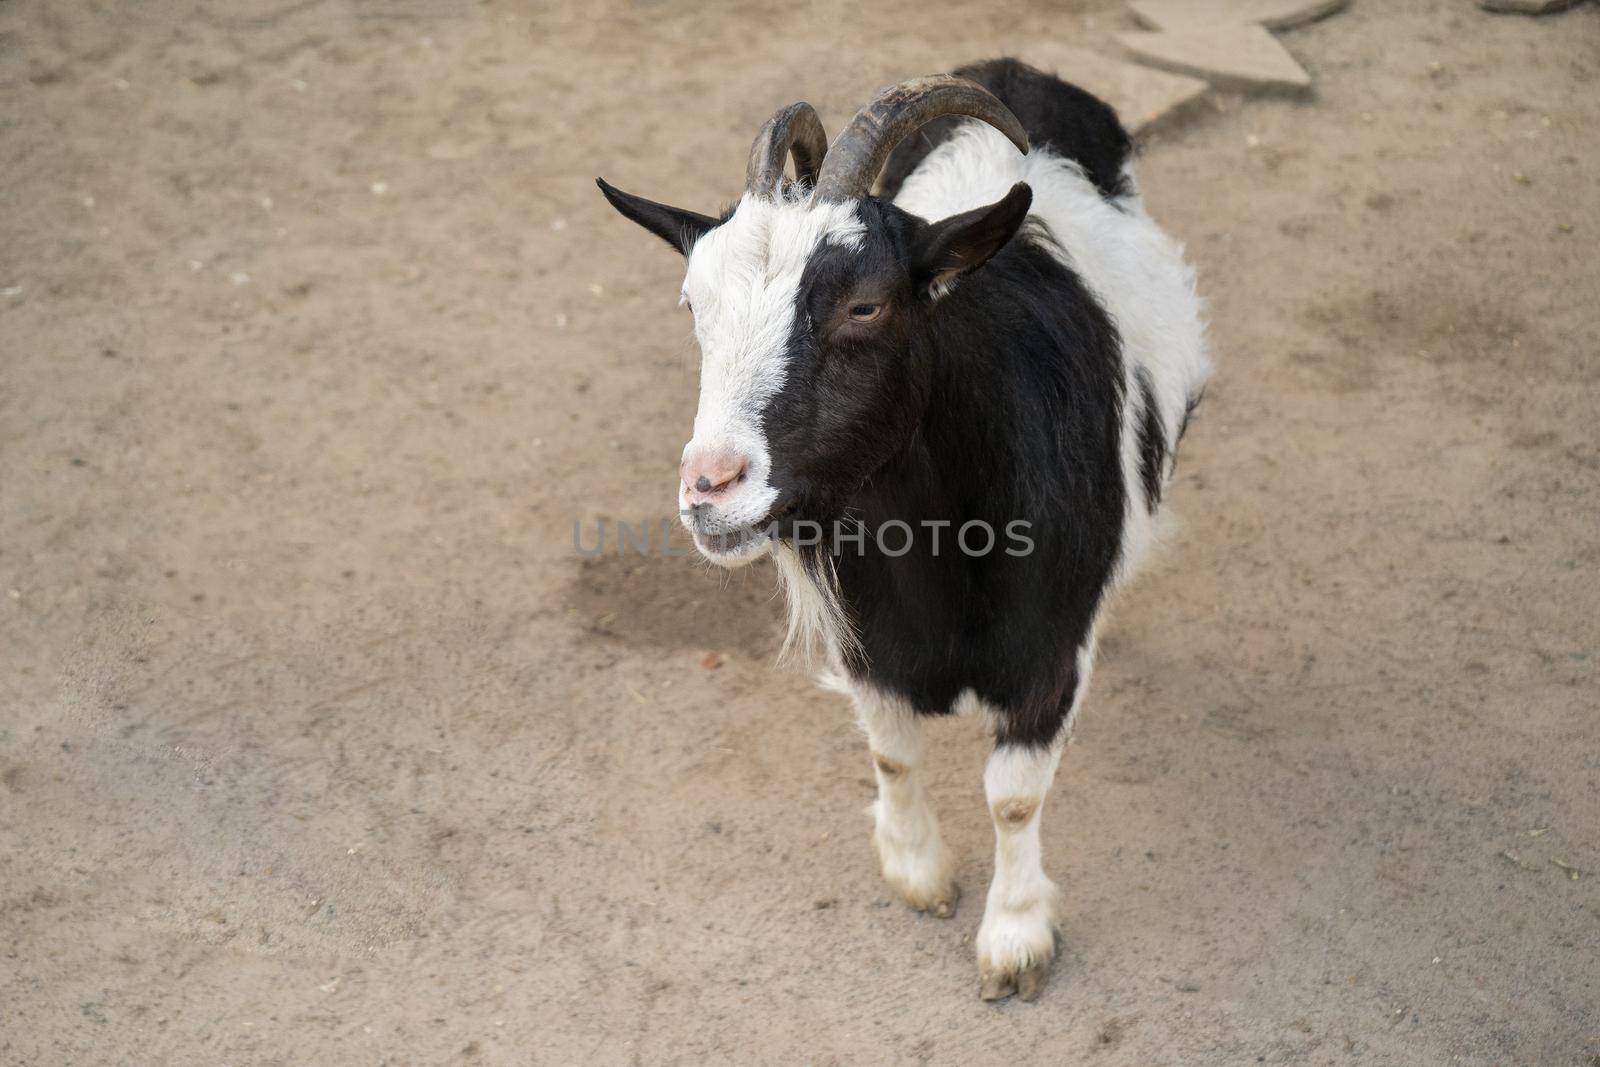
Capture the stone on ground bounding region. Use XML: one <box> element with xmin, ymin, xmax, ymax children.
<box><xmin>1117</xmin><ymin>23</ymin><xmax>1313</xmax><ymax>93</ymax></box>
<box><xmin>1129</xmin><ymin>0</ymin><xmax>1350</xmax><ymax>31</ymax></box>
<box><xmin>1016</xmin><ymin>46</ymin><xmax>1210</xmax><ymax>135</ymax></box>
<box><xmin>1479</xmin><ymin>0</ymin><xmax>1587</xmax><ymax>13</ymax></box>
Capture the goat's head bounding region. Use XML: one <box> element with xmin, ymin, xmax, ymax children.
<box><xmin>598</xmin><ymin>76</ymin><xmax>1030</xmax><ymax>567</ymax></box>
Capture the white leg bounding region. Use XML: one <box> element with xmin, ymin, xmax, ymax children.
<box><xmin>975</xmin><ymin>642</ymin><xmax>1097</xmax><ymax>1001</ymax></box>
<box><xmin>851</xmin><ymin>685</ymin><xmax>958</xmax><ymax>917</ymax></box>
<box><xmin>976</xmin><ymin>742</ymin><xmax>1063</xmax><ymax>1000</ymax></box>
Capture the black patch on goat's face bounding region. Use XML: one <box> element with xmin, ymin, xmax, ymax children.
<box><xmin>753</xmin><ymin>190</ymin><xmax>1034</xmax><ymax>534</ymax></box>
<box><xmin>759</xmin><ymin>200</ymin><xmax>929</xmax><ymax>526</ymax></box>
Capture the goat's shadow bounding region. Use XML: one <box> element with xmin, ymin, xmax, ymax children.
<box><xmin>565</xmin><ymin>523</ymin><xmax>783</xmax><ymax>660</ymax></box>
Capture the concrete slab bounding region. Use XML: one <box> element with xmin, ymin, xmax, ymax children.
<box><xmin>1480</xmin><ymin>0</ymin><xmax>1587</xmax><ymax>12</ymax></box>
<box><xmin>1117</xmin><ymin>23</ymin><xmax>1313</xmax><ymax>93</ymax></box>
<box><xmin>1014</xmin><ymin>46</ymin><xmax>1211</xmax><ymax>135</ymax></box>
<box><xmin>1129</xmin><ymin>0</ymin><xmax>1350</xmax><ymax>31</ymax></box>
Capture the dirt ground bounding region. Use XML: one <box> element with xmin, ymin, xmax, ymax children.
<box><xmin>2</xmin><ymin>0</ymin><xmax>1597</xmax><ymax>1063</ymax></box>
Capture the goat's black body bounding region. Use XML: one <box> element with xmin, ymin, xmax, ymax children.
<box><xmin>815</xmin><ymin>67</ymin><xmax>1136</xmax><ymax>747</ymax></box>
<box><xmin>800</xmin><ymin>60</ymin><xmax>1139</xmax><ymax>742</ymax></box>
<box><xmin>823</xmin><ymin>234</ymin><xmax>1125</xmax><ymax>746</ymax></box>
<box><xmin>879</xmin><ymin>58</ymin><xmax>1135</xmax><ymax>204</ymax></box>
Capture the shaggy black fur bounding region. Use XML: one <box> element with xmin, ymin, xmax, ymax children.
<box><xmin>830</xmin><ymin>229</ymin><xmax>1123</xmax><ymax>748</ymax></box>
<box><xmin>1135</xmin><ymin>366</ymin><xmax>1167</xmax><ymax>511</ymax></box>
<box><xmin>756</xmin><ymin>188</ymin><xmax>1126</xmax><ymax>748</ymax></box>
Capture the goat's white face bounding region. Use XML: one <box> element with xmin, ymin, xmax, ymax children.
<box><xmin>676</xmin><ymin>193</ymin><xmax>865</xmax><ymax>567</ymax></box>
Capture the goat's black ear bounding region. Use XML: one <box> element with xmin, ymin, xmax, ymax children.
<box><xmin>596</xmin><ymin>178</ymin><xmax>718</xmax><ymax>256</ymax></box>
<box><xmin>909</xmin><ymin>182</ymin><xmax>1032</xmax><ymax>298</ymax></box>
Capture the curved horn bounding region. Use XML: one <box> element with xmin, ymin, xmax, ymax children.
<box><xmin>812</xmin><ymin>75</ymin><xmax>1028</xmax><ymax>203</ymax></box>
<box><xmin>746</xmin><ymin>102</ymin><xmax>829</xmax><ymax>198</ymax></box>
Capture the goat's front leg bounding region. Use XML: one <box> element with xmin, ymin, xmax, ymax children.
<box><xmin>852</xmin><ymin>686</ymin><xmax>958</xmax><ymax>917</ymax></box>
<box><xmin>976</xmin><ymin>740</ymin><xmax>1063</xmax><ymax>1000</ymax></box>
<box><xmin>976</xmin><ymin>644</ymin><xmax>1094</xmax><ymax>1001</ymax></box>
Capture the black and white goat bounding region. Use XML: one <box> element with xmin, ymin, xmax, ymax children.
<box><xmin>598</xmin><ymin>58</ymin><xmax>1210</xmax><ymax>1001</ymax></box>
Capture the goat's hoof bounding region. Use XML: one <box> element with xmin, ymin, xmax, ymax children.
<box><xmin>875</xmin><ymin>832</ymin><xmax>959</xmax><ymax>918</ymax></box>
<box><xmin>978</xmin><ymin>958</ymin><xmax>1051</xmax><ymax>1002</ymax></box>
<box><xmin>894</xmin><ymin>879</ymin><xmax>959</xmax><ymax>918</ymax></box>
<box><xmin>924</xmin><ymin>883</ymin><xmax>960</xmax><ymax>919</ymax></box>
<box><xmin>1017</xmin><ymin>960</ymin><xmax>1050</xmax><ymax>1001</ymax></box>
<box><xmin>977</xmin><ymin>902</ymin><xmax>1059</xmax><ymax>1003</ymax></box>
<box><xmin>979</xmin><ymin>971</ymin><xmax>1016</xmax><ymax>1001</ymax></box>
<box><xmin>902</xmin><ymin>883</ymin><xmax>960</xmax><ymax>921</ymax></box>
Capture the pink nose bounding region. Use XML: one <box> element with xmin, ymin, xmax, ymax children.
<box><xmin>681</xmin><ymin>446</ymin><xmax>749</xmax><ymax>503</ymax></box>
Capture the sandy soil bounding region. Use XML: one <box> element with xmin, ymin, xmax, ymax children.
<box><xmin>2</xmin><ymin>0</ymin><xmax>1598</xmax><ymax>1063</ymax></box>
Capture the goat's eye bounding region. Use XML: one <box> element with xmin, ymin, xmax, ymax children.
<box><xmin>848</xmin><ymin>303</ymin><xmax>882</xmax><ymax>323</ymax></box>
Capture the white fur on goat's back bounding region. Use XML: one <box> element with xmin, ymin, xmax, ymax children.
<box><xmin>892</xmin><ymin>122</ymin><xmax>1213</xmax><ymax>582</ymax></box>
